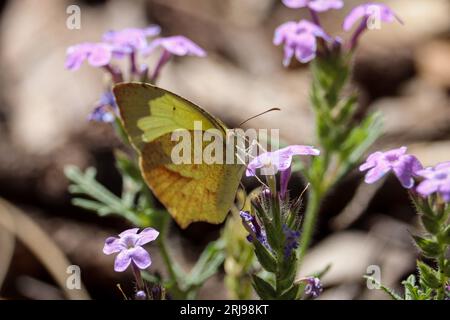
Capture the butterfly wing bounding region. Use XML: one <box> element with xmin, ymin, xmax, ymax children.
<box><xmin>113</xmin><ymin>82</ymin><xmax>244</xmax><ymax>228</ymax></box>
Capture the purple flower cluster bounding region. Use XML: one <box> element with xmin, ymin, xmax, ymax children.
<box><xmin>88</xmin><ymin>91</ymin><xmax>117</xmax><ymax>123</ymax></box>
<box><xmin>304</xmin><ymin>277</ymin><xmax>323</xmax><ymax>297</ymax></box>
<box><xmin>240</xmin><ymin>211</ymin><xmax>270</xmax><ymax>250</ymax></box>
<box><xmin>65</xmin><ymin>26</ymin><xmax>206</xmax><ymax>122</ymax></box>
<box><xmin>416</xmin><ymin>162</ymin><xmax>450</xmax><ymax>202</ymax></box>
<box><xmin>359</xmin><ymin>146</ymin><xmax>422</xmax><ymax>189</ymax></box>
<box><xmin>360</xmin><ymin>147</ymin><xmax>450</xmax><ymax>203</ymax></box>
<box><xmin>282</xmin><ymin>224</ymin><xmax>300</xmax><ymax>258</ymax></box>
<box><xmin>274</xmin><ymin>20</ymin><xmax>330</xmax><ymax>65</ymax></box>
<box><xmin>274</xmin><ymin>1</ymin><xmax>401</xmax><ymax>65</ymax></box>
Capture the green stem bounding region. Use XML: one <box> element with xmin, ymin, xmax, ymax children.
<box><xmin>298</xmin><ymin>186</ymin><xmax>323</xmax><ymax>266</ymax></box>
<box><xmin>436</xmin><ymin>205</ymin><xmax>449</xmax><ymax>299</ymax></box>
<box><xmin>437</xmin><ymin>256</ymin><xmax>447</xmax><ymax>300</ymax></box>
<box><xmin>157</xmin><ymin>234</ymin><xmax>179</xmax><ymax>285</ymax></box>
<box><xmin>131</xmin><ymin>262</ymin><xmax>145</xmax><ymax>292</ymax></box>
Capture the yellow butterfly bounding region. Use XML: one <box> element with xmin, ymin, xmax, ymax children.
<box><xmin>113</xmin><ymin>83</ymin><xmax>245</xmax><ymax>228</ymax></box>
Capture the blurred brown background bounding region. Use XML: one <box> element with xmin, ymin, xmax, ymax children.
<box><xmin>0</xmin><ymin>0</ymin><xmax>449</xmax><ymax>299</ymax></box>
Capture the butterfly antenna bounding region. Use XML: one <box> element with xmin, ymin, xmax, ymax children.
<box><xmin>238</xmin><ymin>107</ymin><xmax>281</xmax><ymax>127</ymax></box>
<box><xmin>293</xmin><ymin>183</ymin><xmax>310</xmax><ymax>208</ymax></box>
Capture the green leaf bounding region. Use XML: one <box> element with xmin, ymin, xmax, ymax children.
<box><xmin>412</xmin><ymin>235</ymin><xmax>441</xmax><ymax>258</ymax></box>
<box><xmin>411</xmin><ymin>194</ymin><xmax>435</xmax><ymax>218</ymax></box>
<box><xmin>444</xmin><ymin>259</ymin><xmax>450</xmax><ymax>277</ymax></box>
<box><xmin>279</xmin><ymin>284</ymin><xmax>300</xmax><ymax>300</ymax></box>
<box><xmin>252</xmin><ymin>275</ymin><xmax>276</xmax><ymax>300</ymax></box>
<box><xmin>336</xmin><ymin>112</ymin><xmax>383</xmax><ymax>181</ymax></box>
<box><xmin>403</xmin><ymin>275</ymin><xmax>418</xmax><ymax>300</ymax></box>
<box><xmin>278</xmin><ymin>254</ymin><xmax>297</xmax><ymax>291</ymax></box>
<box><xmin>64</xmin><ymin>165</ymin><xmax>142</xmax><ymax>226</ymax></box>
<box><xmin>417</xmin><ymin>261</ymin><xmax>441</xmax><ymax>289</ymax></box>
<box><xmin>441</xmin><ymin>224</ymin><xmax>450</xmax><ymax>244</ymax></box>
<box><xmin>421</xmin><ymin>215</ymin><xmax>440</xmax><ymax>235</ymax></box>
<box><xmin>187</xmin><ymin>239</ymin><xmax>225</xmax><ymax>286</ymax></box>
<box><xmin>253</xmin><ymin>240</ymin><xmax>277</xmax><ymax>273</ymax></box>
<box><xmin>114</xmin><ymin>150</ymin><xmax>142</xmax><ymax>184</ymax></box>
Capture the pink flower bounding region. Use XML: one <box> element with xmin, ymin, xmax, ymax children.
<box><xmin>359</xmin><ymin>146</ymin><xmax>422</xmax><ymax>189</ymax></box>
<box><xmin>246</xmin><ymin>145</ymin><xmax>320</xmax><ymax>176</ymax></box>
<box><xmin>343</xmin><ymin>2</ymin><xmax>401</xmax><ymax>31</ymax></box>
<box><xmin>102</xmin><ymin>25</ymin><xmax>161</xmax><ymax>55</ymax></box>
<box><xmin>274</xmin><ymin>20</ymin><xmax>330</xmax><ymax>65</ymax></box>
<box><xmin>343</xmin><ymin>3</ymin><xmax>402</xmax><ymax>49</ymax></box>
<box><xmin>144</xmin><ymin>36</ymin><xmax>206</xmax><ymax>57</ymax></box>
<box><xmin>416</xmin><ymin>162</ymin><xmax>450</xmax><ymax>202</ymax></box>
<box><xmin>282</xmin><ymin>0</ymin><xmax>343</xmax><ymax>12</ymax></box>
<box><xmin>65</xmin><ymin>42</ymin><xmax>113</xmax><ymax>70</ymax></box>
<box><xmin>103</xmin><ymin>228</ymin><xmax>159</xmax><ymax>272</ymax></box>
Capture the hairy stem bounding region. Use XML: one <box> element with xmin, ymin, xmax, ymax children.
<box><xmin>298</xmin><ymin>186</ymin><xmax>322</xmax><ymax>266</ymax></box>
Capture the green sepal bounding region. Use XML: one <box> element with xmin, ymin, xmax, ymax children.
<box><xmin>412</xmin><ymin>235</ymin><xmax>441</xmax><ymax>258</ymax></box>
<box><xmin>417</xmin><ymin>261</ymin><xmax>441</xmax><ymax>289</ymax></box>
<box><xmin>421</xmin><ymin>214</ymin><xmax>440</xmax><ymax>235</ymax></box>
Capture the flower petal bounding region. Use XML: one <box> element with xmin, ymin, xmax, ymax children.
<box><xmin>294</xmin><ymin>33</ymin><xmax>317</xmax><ymax>63</ymax></box>
<box><xmin>364</xmin><ymin>164</ymin><xmax>390</xmax><ymax>184</ymax></box>
<box><xmin>136</xmin><ymin>227</ymin><xmax>159</xmax><ymax>246</ymax></box>
<box><xmin>246</xmin><ymin>153</ymin><xmax>267</xmax><ymax>176</ymax></box>
<box><xmin>87</xmin><ymin>44</ymin><xmax>112</xmax><ymax>67</ymax></box>
<box><xmin>393</xmin><ymin>155</ymin><xmax>422</xmax><ymax>189</ymax></box>
<box><xmin>308</xmin><ymin>0</ymin><xmax>343</xmax><ymax>12</ymax></box>
<box><xmin>119</xmin><ymin>228</ymin><xmax>139</xmax><ymax>237</ymax></box>
<box><xmin>103</xmin><ymin>237</ymin><xmax>124</xmax><ymax>255</ymax></box>
<box><xmin>416</xmin><ymin>179</ymin><xmax>439</xmax><ymax>197</ymax></box>
<box><xmin>114</xmin><ymin>250</ymin><xmax>132</xmax><ymax>272</ymax></box>
<box><xmin>282</xmin><ymin>0</ymin><xmax>308</xmax><ymax>9</ymax></box>
<box><xmin>148</xmin><ymin>36</ymin><xmax>206</xmax><ymax>57</ymax></box>
<box><xmin>273</xmin><ymin>21</ymin><xmax>297</xmax><ymax>46</ymax></box>
<box><xmin>343</xmin><ymin>4</ymin><xmax>367</xmax><ymax>31</ymax></box>
<box><xmin>280</xmin><ymin>166</ymin><xmax>291</xmax><ymax>199</ymax></box>
<box><xmin>359</xmin><ymin>151</ymin><xmax>383</xmax><ymax>171</ymax></box>
<box><xmin>129</xmin><ymin>246</ymin><xmax>152</xmax><ymax>269</ymax></box>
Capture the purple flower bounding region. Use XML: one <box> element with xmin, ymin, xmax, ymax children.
<box><xmin>343</xmin><ymin>3</ymin><xmax>402</xmax><ymax>49</ymax></box>
<box><xmin>274</xmin><ymin>20</ymin><xmax>330</xmax><ymax>65</ymax></box>
<box><xmin>282</xmin><ymin>225</ymin><xmax>300</xmax><ymax>258</ymax></box>
<box><xmin>246</xmin><ymin>145</ymin><xmax>320</xmax><ymax>176</ymax></box>
<box><xmin>103</xmin><ymin>227</ymin><xmax>159</xmax><ymax>272</ymax></box>
<box><xmin>144</xmin><ymin>36</ymin><xmax>206</xmax><ymax>57</ymax></box>
<box><xmin>65</xmin><ymin>42</ymin><xmax>113</xmax><ymax>71</ymax></box>
<box><xmin>304</xmin><ymin>277</ymin><xmax>323</xmax><ymax>297</ymax></box>
<box><xmin>240</xmin><ymin>211</ymin><xmax>270</xmax><ymax>249</ymax></box>
<box><xmin>343</xmin><ymin>3</ymin><xmax>401</xmax><ymax>31</ymax></box>
<box><xmin>88</xmin><ymin>91</ymin><xmax>117</xmax><ymax>123</ymax></box>
<box><xmin>102</xmin><ymin>25</ymin><xmax>161</xmax><ymax>55</ymax></box>
<box><xmin>135</xmin><ymin>290</ymin><xmax>147</xmax><ymax>300</ymax></box>
<box><xmin>282</xmin><ymin>0</ymin><xmax>343</xmax><ymax>12</ymax></box>
<box><xmin>359</xmin><ymin>146</ymin><xmax>423</xmax><ymax>189</ymax></box>
<box><xmin>280</xmin><ymin>166</ymin><xmax>291</xmax><ymax>200</ymax></box>
<box><xmin>416</xmin><ymin>162</ymin><xmax>450</xmax><ymax>202</ymax></box>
